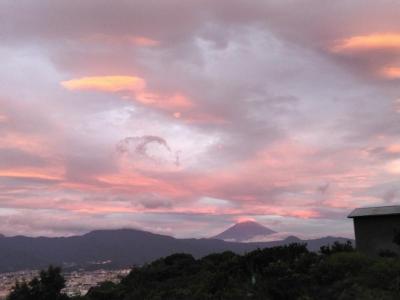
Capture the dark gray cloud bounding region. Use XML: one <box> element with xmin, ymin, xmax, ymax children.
<box><xmin>117</xmin><ymin>136</ymin><xmax>171</xmax><ymax>156</ymax></box>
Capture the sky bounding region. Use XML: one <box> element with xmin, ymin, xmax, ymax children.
<box><xmin>1</xmin><ymin>0</ymin><xmax>400</xmax><ymax>239</ymax></box>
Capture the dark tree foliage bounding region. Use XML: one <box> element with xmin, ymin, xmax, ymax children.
<box><xmin>8</xmin><ymin>242</ymin><xmax>400</xmax><ymax>300</ymax></box>
<box><xmin>379</xmin><ymin>230</ymin><xmax>400</xmax><ymax>258</ymax></box>
<box><xmin>393</xmin><ymin>229</ymin><xmax>400</xmax><ymax>247</ymax></box>
<box><xmin>319</xmin><ymin>241</ymin><xmax>354</xmax><ymax>256</ymax></box>
<box><xmin>7</xmin><ymin>266</ymin><xmax>69</xmax><ymax>300</ymax></box>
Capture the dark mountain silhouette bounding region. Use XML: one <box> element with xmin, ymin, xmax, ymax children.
<box><xmin>0</xmin><ymin>228</ymin><xmax>353</xmax><ymax>273</ymax></box>
<box><xmin>212</xmin><ymin>221</ymin><xmax>276</xmax><ymax>242</ymax></box>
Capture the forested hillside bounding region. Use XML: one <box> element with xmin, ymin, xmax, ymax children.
<box><xmin>8</xmin><ymin>242</ymin><xmax>400</xmax><ymax>300</ymax></box>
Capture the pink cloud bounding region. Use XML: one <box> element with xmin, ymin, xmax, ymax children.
<box><xmin>381</xmin><ymin>66</ymin><xmax>400</xmax><ymax>79</ymax></box>
<box><xmin>61</xmin><ymin>75</ymin><xmax>146</xmax><ymax>92</ymax></box>
<box><xmin>62</xmin><ymin>75</ymin><xmax>194</xmax><ymax>113</ymax></box>
<box><xmin>84</xmin><ymin>34</ymin><xmax>160</xmax><ymax>47</ymax></box>
<box><xmin>332</xmin><ymin>33</ymin><xmax>400</xmax><ymax>52</ymax></box>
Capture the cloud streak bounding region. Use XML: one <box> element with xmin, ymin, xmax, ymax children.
<box><xmin>62</xmin><ymin>75</ymin><xmax>193</xmax><ymax>114</ymax></box>
<box><xmin>333</xmin><ymin>33</ymin><xmax>400</xmax><ymax>52</ymax></box>
<box><xmin>61</xmin><ymin>76</ymin><xmax>146</xmax><ymax>92</ymax></box>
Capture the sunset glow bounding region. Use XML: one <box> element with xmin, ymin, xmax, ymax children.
<box><xmin>62</xmin><ymin>75</ymin><xmax>194</xmax><ymax>112</ymax></box>
<box><xmin>1</xmin><ymin>1</ymin><xmax>399</xmax><ymax>239</ymax></box>
<box><xmin>131</xmin><ymin>36</ymin><xmax>160</xmax><ymax>47</ymax></box>
<box><xmin>61</xmin><ymin>76</ymin><xmax>146</xmax><ymax>92</ymax></box>
<box><xmin>381</xmin><ymin>66</ymin><xmax>400</xmax><ymax>79</ymax></box>
<box><xmin>386</xmin><ymin>144</ymin><xmax>400</xmax><ymax>154</ymax></box>
<box><xmin>333</xmin><ymin>33</ymin><xmax>400</xmax><ymax>52</ymax></box>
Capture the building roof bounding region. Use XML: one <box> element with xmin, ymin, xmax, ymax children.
<box><xmin>348</xmin><ymin>205</ymin><xmax>400</xmax><ymax>218</ymax></box>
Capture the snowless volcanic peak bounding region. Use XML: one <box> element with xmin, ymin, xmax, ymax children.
<box><xmin>212</xmin><ymin>221</ymin><xmax>276</xmax><ymax>242</ymax></box>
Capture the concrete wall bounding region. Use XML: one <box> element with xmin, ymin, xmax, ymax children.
<box><xmin>353</xmin><ymin>215</ymin><xmax>400</xmax><ymax>256</ymax></box>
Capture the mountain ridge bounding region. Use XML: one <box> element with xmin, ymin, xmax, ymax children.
<box><xmin>0</xmin><ymin>228</ymin><xmax>353</xmax><ymax>273</ymax></box>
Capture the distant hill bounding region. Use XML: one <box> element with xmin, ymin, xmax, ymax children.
<box><xmin>212</xmin><ymin>221</ymin><xmax>276</xmax><ymax>242</ymax></box>
<box><xmin>0</xmin><ymin>229</ymin><xmax>353</xmax><ymax>273</ymax></box>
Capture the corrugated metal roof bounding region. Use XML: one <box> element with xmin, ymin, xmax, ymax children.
<box><xmin>348</xmin><ymin>205</ymin><xmax>400</xmax><ymax>218</ymax></box>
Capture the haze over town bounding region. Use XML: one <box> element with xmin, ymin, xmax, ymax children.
<box><xmin>1</xmin><ymin>0</ymin><xmax>400</xmax><ymax>240</ymax></box>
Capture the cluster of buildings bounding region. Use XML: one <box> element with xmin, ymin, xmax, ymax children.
<box><xmin>0</xmin><ymin>268</ymin><xmax>131</xmax><ymax>299</ymax></box>
<box><xmin>63</xmin><ymin>269</ymin><xmax>131</xmax><ymax>297</ymax></box>
<box><xmin>0</xmin><ymin>270</ymin><xmax>37</xmax><ymax>299</ymax></box>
